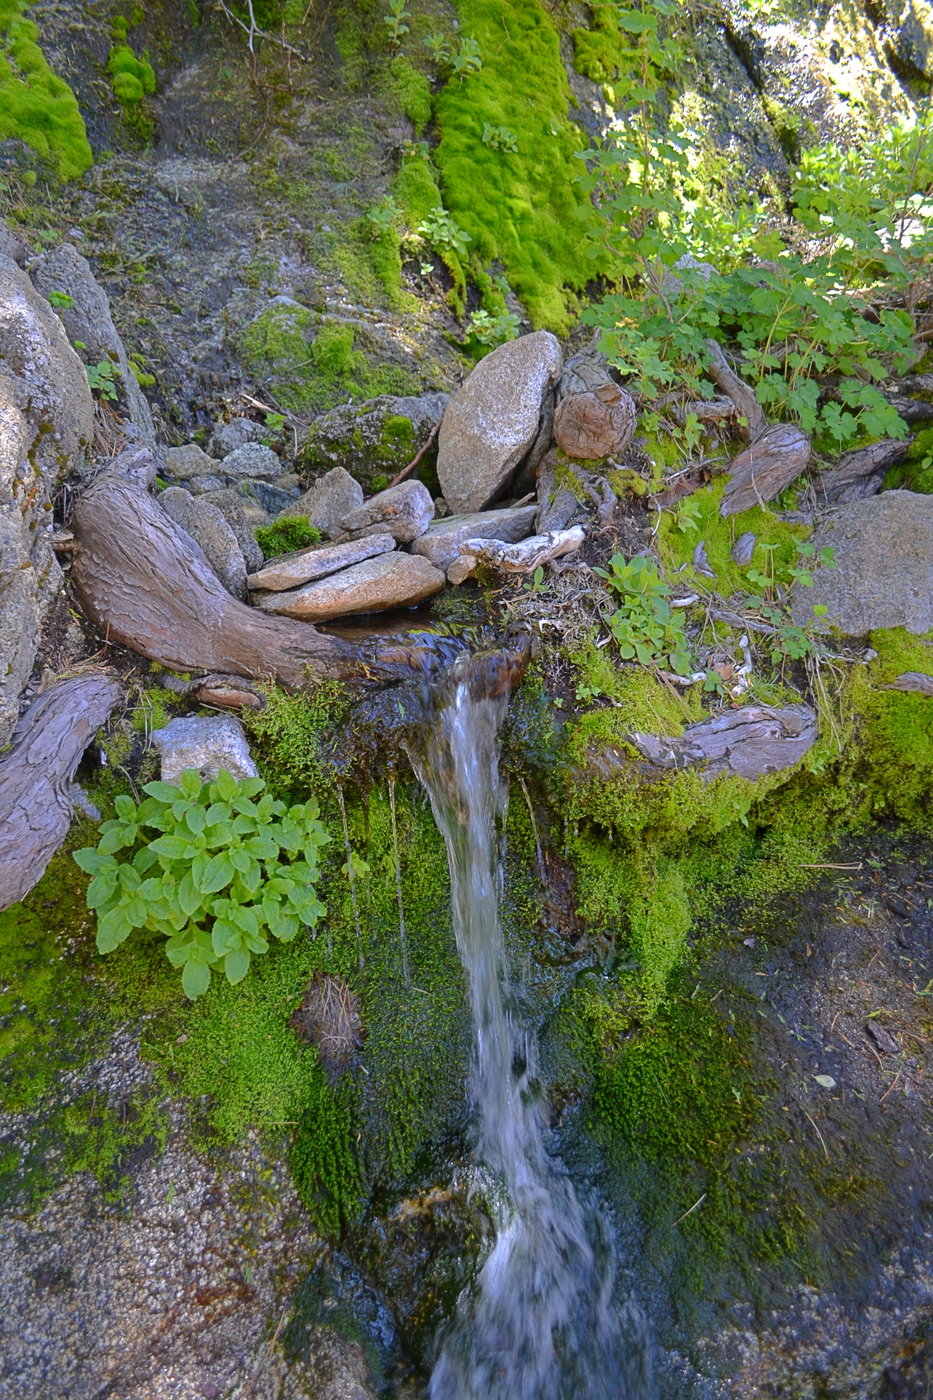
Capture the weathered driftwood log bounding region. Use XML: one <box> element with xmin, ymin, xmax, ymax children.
<box><xmin>627</xmin><ymin>704</ymin><xmax>817</xmax><ymax>781</ymax></box>
<box><xmin>447</xmin><ymin>526</ymin><xmax>585</xmax><ymax>584</ymax></box>
<box><xmin>720</xmin><ymin>423</ymin><xmax>811</xmax><ymax>517</ymax></box>
<box><xmin>0</xmin><ymin>673</ymin><xmax>123</xmax><ymax>910</ymax></box>
<box><xmin>71</xmin><ymin>473</ymin><xmax>418</xmax><ymax>686</ymax></box>
<box><xmin>705</xmin><ymin>339</ymin><xmax>768</xmax><ymax>441</ymax></box>
<box><xmin>816</xmin><ymin>438</ymin><xmax>910</xmax><ymax>505</ymax></box>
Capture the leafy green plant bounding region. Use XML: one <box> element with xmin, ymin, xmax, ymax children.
<box><xmin>596</xmin><ymin>553</ymin><xmax>693</xmax><ymax>675</ymax></box>
<box><xmin>481</xmin><ymin>123</ymin><xmax>517</xmax><ymax>153</ymax></box>
<box><xmin>465</xmin><ymin>307</ymin><xmax>520</xmax><ymax>347</ymax></box>
<box><xmin>86</xmin><ymin>358</ymin><xmax>119</xmax><ymax>401</ymax></box>
<box><xmin>382</xmin><ymin>0</ymin><xmax>410</xmax><ymax>47</ymax></box>
<box><xmin>73</xmin><ymin>769</ymin><xmax>330</xmax><ymax>1000</ymax></box>
<box><xmin>449</xmin><ymin>36</ymin><xmax>482</xmax><ymax>80</ymax></box>
<box><xmin>418</xmin><ymin>205</ymin><xmax>472</xmax><ymax>259</ymax></box>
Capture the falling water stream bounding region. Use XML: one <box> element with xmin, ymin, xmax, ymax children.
<box><xmin>409</xmin><ymin>663</ymin><xmax>654</xmax><ymax>1400</ymax></box>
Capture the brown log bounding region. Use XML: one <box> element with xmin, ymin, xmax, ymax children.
<box><xmin>720</xmin><ymin>423</ymin><xmax>811</xmax><ymax>517</ymax></box>
<box><xmin>705</xmin><ymin>339</ymin><xmax>768</xmax><ymax>442</ymax></box>
<box><xmin>816</xmin><ymin>438</ymin><xmax>910</xmax><ymax>505</ymax></box>
<box><xmin>71</xmin><ymin>473</ymin><xmax>419</xmax><ymax>687</ymax></box>
<box><xmin>0</xmin><ymin>673</ymin><xmax>123</xmax><ymax>910</ymax></box>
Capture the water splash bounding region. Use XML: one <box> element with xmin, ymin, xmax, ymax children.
<box><xmin>410</xmin><ymin>670</ymin><xmax>653</xmax><ymax>1400</ymax></box>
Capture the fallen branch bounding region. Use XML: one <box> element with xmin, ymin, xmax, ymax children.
<box><xmin>705</xmin><ymin>339</ymin><xmax>767</xmax><ymax>441</ymax></box>
<box><xmin>387</xmin><ymin>416</ymin><xmax>442</xmax><ymax>490</ymax></box>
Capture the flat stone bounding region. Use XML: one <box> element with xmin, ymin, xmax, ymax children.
<box><xmin>254</xmin><ymin>551</ymin><xmax>444</xmax><ymax>621</ymax></box>
<box><xmin>409</xmin><ymin>505</ymin><xmax>537</xmax><ymax>571</ymax></box>
<box><xmin>159</xmin><ymin>487</ymin><xmax>248</xmax><ymax>600</ymax></box>
<box><xmin>247</xmin><ymin>533</ymin><xmax>395</xmax><ymax>591</ymax></box>
<box><xmin>219</xmin><ymin>442</ymin><xmax>282</xmax><ymax>480</ymax></box>
<box><xmin>790</xmin><ymin>490</ymin><xmax>933</xmax><ymax>637</ymax></box>
<box><xmin>162</xmin><ymin>443</ymin><xmax>219</xmax><ymax>479</ymax></box>
<box><xmin>437</xmin><ymin>331</ymin><xmax>563</xmax><ymax>513</ymax></box>
<box><xmin>151</xmin><ymin>715</ymin><xmax>258</xmax><ymax>783</ymax></box>
<box><xmin>281</xmin><ymin>466</ymin><xmax>364</xmax><ymax>539</ymax></box>
<box><xmin>341</xmin><ymin>479</ymin><xmax>435</xmax><ymax>544</ymax></box>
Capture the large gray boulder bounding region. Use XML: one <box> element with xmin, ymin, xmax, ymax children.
<box><xmin>31</xmin><ymin>243</ymin><xmax>155</xmax><ymax>446</ymax></box>
<box><xmin>299</xmin><ymin>392</ymin><xmax>449</xmax><ymax>493</ymax></box>
<box><xmin>0</xmin><ymin>253</ymin><xmax>95</xmax><ymax>745</ymax></box>
<box><xmin>437</xmin><ymin>331</ymin><xmax>562</xmax><ymax>513</ymax></box>
<box><xmin>791</xmin><ymin>490</ymin><xmax>933</xmax><ymax>636</ymax></box>
<box><xmin>159</xmin><ymin>487</ymin><xmax>248</xmax><ymax>601</ymax></box>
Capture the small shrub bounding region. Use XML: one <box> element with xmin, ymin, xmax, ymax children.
<box><xmin>73</xmin><ymin>769</ymin><xmax>331</xmax><ymax>1000</ymax></box>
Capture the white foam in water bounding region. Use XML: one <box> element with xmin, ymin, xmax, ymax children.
<box><xmin>410</xmin><ymin>674</ymin><xmax>654</xmax><ymax>1400</ymax></box>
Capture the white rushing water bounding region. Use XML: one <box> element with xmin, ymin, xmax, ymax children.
<box><xmin>411</xmin><ymin>673</ymin><xmax>654</xmax><ymax>1400</ymax></box>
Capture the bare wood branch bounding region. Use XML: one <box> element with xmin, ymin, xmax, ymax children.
<box><xmin>705</xmin><ymin>339</ymin><xmax>767</xmax><ymax>442</ymax></box>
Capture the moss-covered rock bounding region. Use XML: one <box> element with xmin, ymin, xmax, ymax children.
<box><xmin>298</xmin><ymin>391</ymin><xmax>448</xmax><ymax>494</ymax></box>
<box><xmin>0</xmin><ymin>3</ymin><xmax>92</xmax><ymax>181</ymax></box>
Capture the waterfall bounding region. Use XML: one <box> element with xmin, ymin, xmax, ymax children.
<box><xmin>410</xmin><ymin>666</ymin><xmax>654</xmax><ymax>1400</ymax></box>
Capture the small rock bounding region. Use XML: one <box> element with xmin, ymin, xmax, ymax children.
<box><xmin>201</xmin><ymin>488</ymin><xmax>265</xmax><ymax>573</ymax></box>
<box><xmin>884</xmin><ymin>672</ymin><xmax>933</xmax><ymax>695</ymax></box>
<box><xmin>410</xmin><ymin>505</ymin><xmax>537</xmax><ymax>571</ymax></box>
<box><xmin>220</xmin><ymin>443</ymin><xmax>282</xmax><ymax>481</ymax></box>
<box><xmin>242</xmin><ymin>479</ymin><xmax>299</xmax><ymax>515</ymax></box>
<box><xmin>341</xmin><ymin>480</ymin><xmax>435</xmax><ymax>544</ymax></box>
<box><xmin>162</xmin><ymin>444</ymin><xmax>218</xmax><ymax>479</ymax></box>
<box><xmin>281</xmin><ymin>466</ymin><xmax>365</xmax><ymax>539</ymax></box>
<box><xmin>254</xmin><ymin>552</ymin><xmax>444</xmax><ymax>621</ymax></box>
<box><xmin>437</xmin><ymin>331</ymin><xmax>563</xmax><ymax>513</ymax></box>
<box><xmin>207</xmin><ymin>417</ymin><xmax>266</xmax><ymax>459</ymax></box>
<box><xmin>159</xmin><ymin>488</ymin><xmax>248</xmax><ymax>600</ymax></box>
<box><xmin>248</xmin><ymin>533</ymin><xmax>396</xmax><ymax>592</ymax></box>
<box><xmin>183</xmin><ymin>474</ymin><xmax>227</xmax><ymax>496</ymax></box>
<box><xmin>731</xmin><ymin>532</ymin><xmax>756</xmax><ymax>566</ymax></box>
<box><xmin>151</xmin><ymin>715</ymin><xmax>258</xmax><ymax>784</ymax></box>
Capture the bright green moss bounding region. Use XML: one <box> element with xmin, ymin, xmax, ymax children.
<box><xmin>571</xmin><ymin>8</ymin><xmax>625</xmax><ymax>85</ymax></box>
<box><xmin>844</xmin><ymin>628</ymin><xmax>933</xmax><ymax>828</ymax></box>
<box><xmin>241</xmin><ymin>299</ymin><xmax>316</xmax><ymax>410</ymax></box>
<box><xmin>107</xmin><ymin>43</ymin><xmax>156</xmax><ymax>102</ymax></box>
<box><xmin>254</xmin><ymin>515</ymin><xmax>322</xmax><ymax>558</ymax></box>
<box><xmin>291</xmin><ymin>1071</ymin><xmax>364</xmax><ymax>1236</ymax></box>
<box><xmin>655</xmin><ymin>477</ymin><xmax>812</xmax><ymax>600</ymax></box>
<box><xmin>0</xmin><ymin>3</ymin><xmax>92</xmax><ymax>180</ymax></box>
<box><xmin>435</xmin><ymin>0</ymin><xmax>607</xmax><ymax>331</ymax></box>
<box><xmin>244</xmin><ymin>681</ymin><xmax>351</xmax><ymax>800</ymax></box>
<box><xmin>383</xmin><ymin>56</ymin><xmax>432</xmax><ymax>132</ymax></box>
<box><xmin>883</xmin><ymin>426</ymin><xmax>933</xmax><ymax>493</ymax></box>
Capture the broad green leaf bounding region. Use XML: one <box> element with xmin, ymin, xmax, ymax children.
<box><xmin>200</xmin><ymin>851</ymin><xmax>235</xmax><ymax>894</ymax></box>
<box><xmin>73</xmin><ymin>847</ymin><xmax>114</xmax><ymax>875</ymax></box>
<box><xmin>97</xmin><ymin>908</ymin><xmax>134</xmax><ymax>953</ymax></box>
<box><xmin>122</xmin><ymin>894</ymin><xmax>148</xmax><ymax>926</ymax></box>
<box><xmin>212</xmin><ymin>918</ymin><xmax>240</xmax><ymax>956</ymax></box>
<box><xmin>149</xmin><ymin>834</ymin><xmax>193</xmax><ymax>862</ymax></box>
<box><xmin>214</xmin><ymin>768</ymin><xmax>237</xmax><ymax>802</ymax></box>
<box><xmin>114</xmin><ymin>793</ymin><xmax>137</xmax><ymax>821</ymax></box>
<box><xmin>177</xmin><ymin>869</ymin><xmax>202</xmax><ymax>918</ymax></box>
<box><xmin>224</xmin><ymin>948</ymin><xmax>251</xmax><ymax>984</ymax></box>
<box><xmin>132</xmin><ymin>846</ymin><xmax>158</xmax><ymax>873</ymax></box>
<box><xmin>143</xmin><ymin>780</ymin><xmax>184</xmax><ymax>802</ymax></box>
<box><xmin>191</xmin><ymin>851</ymin><xmax>211</xmax><ymax>892</ymax></box>
<box><xmin>178</xmin><ymin>769</ymin><xmax>203</xmax><ymax>800</ymax></box>
<box><xmin>86</xmin><ymin>872</ymin><xmax>119</xmax><ymax>909</ymax></box>
<box><xmin>231</xmin><ymin>904</ymin><xmax>259</xmax><ymax>938</ymax></box>
<box><xmin>182</xmin><ymin>959</ymin><xmax>211</xmax><ymax>999</ymax></box>
<box><xmin>185</xmin><ymin>805</ymin><xmax>206</xmax><ymax>835</ymax></box>
<box><xmin>98</xmin><ymin>825</ymin><xmax>133</xmax><ymax>855</ymax></box>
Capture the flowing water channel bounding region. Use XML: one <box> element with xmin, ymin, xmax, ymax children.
<box><xmin>409</xmin><ymin>663</ymin><xmax>654</xmax><ymax>1400</ymax></box>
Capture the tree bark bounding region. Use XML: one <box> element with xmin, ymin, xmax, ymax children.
<box><xmin>0</xmin><ymin>673</ymin><xmax>123</xmax><ymax>910</ymax></box>
<box><xmin>71</xmin><ymin>473</ymin><xmax>422</xmax><ymax>687</ymax></box>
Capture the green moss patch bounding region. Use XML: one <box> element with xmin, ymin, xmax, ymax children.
<box><xmin>434</xmin><ymin>0</ymin><xmax>607</xmax><ymax>331</ymax></box>
<box><xmin>0</xmin><ymin>2</ymin><xmax>92</xmax><ymax>181</ymax></box>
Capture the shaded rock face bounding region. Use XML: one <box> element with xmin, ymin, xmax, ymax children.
<box><xmin>300</xmin><ymin>392</ymin><xmax>449</xmax><ymax>493</ymax></box>
<box><xmin>151</xmin><ymin>714</ymin><xmax>258</xmax><ymax>783</ymax></box>
<box><xmin>791</xmin><ymin>490</ymin><xmax>933</xmax><ymax>636</ymax></box>
<box><xmin>31</xmin><ymin>243</ymin><xmax>155</xmax><ymax>446</ymax></box>
<box><xmin>437</xmin><ymin>331</ymin><xmax>563</xmax><ymax>513</ymax></box>
<box><xmin>0</xmin><ymin>249</ymin><xmax>95</xmax><ymax>746</ymax></box>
